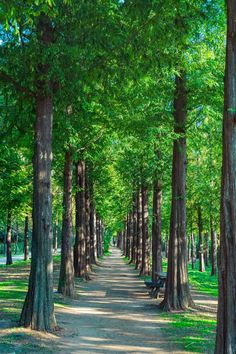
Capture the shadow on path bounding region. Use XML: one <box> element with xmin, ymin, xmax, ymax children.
<box><xmin>55</xmin><ymin>247</ymin><xmax>176</xmax><ymax>354</ymax></box>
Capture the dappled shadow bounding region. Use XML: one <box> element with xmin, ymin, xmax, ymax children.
<box><xmin>52</xmin><ymin>248</ymin><xmax>174</xmax><ymax>353</ymax></box>
<box><xmin>0</xmin><ymin>248</ymin><xmax>176</xmax><ymax>353</ymax></box>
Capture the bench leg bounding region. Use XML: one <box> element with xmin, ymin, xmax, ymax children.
<box><xmin>149</xmin><ymin>287</ymin><xmax>160</xmax><ymax>298</ymax></box>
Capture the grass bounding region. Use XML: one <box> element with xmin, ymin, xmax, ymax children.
<box><xmin>188</xmin><ymin>261</ymin><xmax>218</xmax><ymax>297</ymax></box>
<box><xmin>161</xmin><ymin>312</ymin><xmax>216</xmax><ymax>353</ymax></box>
<box><xmin>160</xmin><ymin>259</ymin><xmax>218</xmax><ymax>353</ymax></box>
<box><xmin>0</xmin><ymin>253</ymin><xmax>69</xmax><ymax>321</ymax></box>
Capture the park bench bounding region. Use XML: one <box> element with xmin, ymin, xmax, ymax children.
<box><xmin>144</xmin><ymin>272</ymin><xmax>167</xmax><ymax>298</ymax></box>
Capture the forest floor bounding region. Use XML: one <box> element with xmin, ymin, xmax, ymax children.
<box><xmin>0</xmin><ymin>248</ymin><xmax>216</xmax><ymax>354</ymax></box>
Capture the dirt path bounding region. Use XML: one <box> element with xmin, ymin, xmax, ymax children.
<box><xmin>55</xmin><ymin>247</ymin><xmax>176</xmax><ymax>354</ymax></box>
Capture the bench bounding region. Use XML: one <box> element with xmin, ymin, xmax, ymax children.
<box><xmin>144</xmin><ymin>272</ymin><xmax>167</xmax><ymax>298</ymax></box>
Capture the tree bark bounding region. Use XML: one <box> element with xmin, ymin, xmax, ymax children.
<box><xmin>130</xmin><ymin>193</ymin><xmax>137</xmax><ymax>264</ymax></box>
<box><xmin>191</xmin><ymin>233</ymin><xmax>196</xmax><ymax>270</ymax></box>
<box><xmin>159</xmin><ymin>74</ymin><xmax>193</xmax><ymax>311</ymax></box>
<box><xmin>100</xmin><ymin>220</ymin><xmax>104</xmax><ymax>256</ymax></box>
<box><xmin>128</xmin><ymin>212</ymin><xmax>134</xmax><ymax>261</ymax></box>
<box><xmin>73</xmin><ymin>160</ymin><xmax>87</xmax><ymax>278</ymax></box>
<box><xmin>15</xmin><ymin>222</ymin><xmax>19</xmax><ymax>255</ymax></box>
<box><xmin>58</xmin><ymin>150</ymin><xmax>75</xmax><ymax>297</ymax></box>
<box><xmin>125</xmin><ymin>215</ymin><xmax>130</xmax><ymax>259</ymax></box>
<box><xmin>198</xmin><ymin>206</ymin><xmax>205</xmax><ymax>272</ymax></box>
<box><xmin>211</xmin><ymin>229</ymin><xmax>217</xmax><ymax>276</ymax></box>
<box><xmin>139</xmin><ymin>185</ymin><xmax>150</xmax><ymax>276</ymax></box>
<box><xmin>6</xmin><ymin>210</ymin><xmax>12</xmax><ymax>265</ymax></box>
<box><xmin>117</xmin><ymin>231</ymin><xmax>122</xmax><ymax>249</ymax></box>
<box><xmin>152</xmin><ymin>179</ymin><xmax>162</xmax><ymax>281</ymax></box>
<box><xmin>96</xmin><ymin>215</ymin><xmax>101</xmax><ymax>258</ymax></box>
<box><xmin>215</xmin><ymin>1</ymin><xmax>236</xmax><ymax>351</ymax></box>
<box><xmin>53</xmin><ymin>212</ymin><xmax>58</xmax><ymax>254</ymax></box>
<box><xmin>135</xmin><ymin>190</ymin><xmax>142</xmax><ymax>270</ymax></box>
<box><xmin>24</xmin><ymin>215</ymin><xmax>29</xmax><ymax>261</ymax></box>
<box><xmin>85</xmin><ymin>165</ymin><xmax>91</xmax><ymax>274</ymax></box>
<box><xmin>122</xmin><ymin>219</ymin><xmax>127</xmax><ymax>256</ymax></box>
<box><xmin>90</xmin><ymin>203</ymin><xmax>97</xmax><ymax>264</ymax></box>
<box><xmin>204</xmin><ymin>232</ymin><xmax>209</xmax><ymax>267</ymax></box>
<box><xmin>20</xmin><ymin>14</ymin><xmax>56</xmax><ymax>331</ymax></box>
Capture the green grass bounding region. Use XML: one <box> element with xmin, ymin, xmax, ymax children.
<box><xmin>0</xmin><ymin>254</ymin><xmax>67</xmax><ymax>322</ymax></box>
<box><xmin>0</xmin><ymin>254</ymin><xmax>61</xmax><ymax>269</ymax></box>
<box><xmin>0</xmin><ymin>258</ymin><xmax>31</xmax><ymax>268</ymax></box>
<box><xmin>159</xmin><ymin>259</ymin><xmax>218</xmax><ymax>353</ymax></box>
<box><xmin>161</xmin><ymin>312</ymin><xmax>216</xmax><ymax>353</ymax></box>
<box><xmin>188</xmin><ymin>261</ymin><xmax>218</xmax><ymax>297</ymax></box>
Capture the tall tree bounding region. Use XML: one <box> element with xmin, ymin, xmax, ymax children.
<box><xmin>152</xmin><ymin>179</ymin><xmax>162</xmax><ymax>281</ymax></box>
<box><xmin>215</xmin><ymin>0</ymin><xmax>236</xmax><ymax>351</ymax></box>
<box><xmin>24</xmin><ymin>215</ymin><xmax>29</xmax><ymax>261</ymax></box>
<box><xmin>139</xmin><ymin>184</ymin><xmax>150</xmax><ymax>276</ymax></box>
<box><xmin>6</xmin><ymin>210</ymin><xmax>12</xmax><ymax>265</ymax></box>
<box><xmin>160</xmin><ymin>75</ymin><xmax>193</xmax><ymax>311</ymax></box>
<box><xmin>58</xmin><ymin>150</ymin><xmax>75</xmax><ymax>298</ymax></box>
<box><xmin>20</xmin><ymin>14</ymin><xmax>57</xmax><ymax>331</ymax></box>
<box><xmin>73</xmin><ymin>160</ymin><xmax>87</xmax><ymax>279</ymax></box>
<box><xmin>198</xmin><ymin>206</ymin><xmax>205</xmax><ymax>272</ymax></box>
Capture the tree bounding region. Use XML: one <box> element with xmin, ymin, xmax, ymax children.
<box><xmin>58</xmin><ymin>150</ymin><xmax>75</xmax><ymax>298</ymax></box>
<box><xmin>152</xmin><ymin>179</ymin><xmax>162</xmax><ymax>281</ymax></box>
<box><xmin>73</xmin><ymin>159</ymin><xmax>87</xmax><ymax>279</ymax></box>
<box><xmin>160</xmin><ymin>75</ymin><xmax>193</xmax><ymax>311</ymax></box>
<box><xmin>215</xmin><ymin>0</ymin><xmax>236</xmax><ymax>351</ymax></box>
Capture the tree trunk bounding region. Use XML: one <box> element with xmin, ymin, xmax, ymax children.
<box><xmin>24</xmin><ymin>215</ymin><xmax>29</xmax><ymax>261</ymax></box>
<box><xmin>191</xmin><ymin>233</ymin><xmax>196</xmax><ymax>270</ymax></box>
<box><xmin>73</xmin><ymin>160</ymin><xmax>87</xmax><ymax>278</ymax></box>
<box><xmin>100</xmin><ymin>220</ymin><xmax>104</xmax><ymax>256</ymax></box>
<box><xmin>85</xmin><ymin>165</ymin><xmax>91</xmax><ymax>274</ymax></box>
<box><xmin>198</xmin><ymin>206</ymin><xmax>205</xmax><ymax>272</ymax></box>
<box><xmin>139</xmin><ymin>185</ymin><xmax>150</xmax><ymax>276</ymax></box>
<box><xmin>204</xmin><ymin>232</ymin><xmax>209</xmax><ymax>267</ymax></box>
<box><xmin>135</xmin><ymin>190</ymin><xmax>142</xmax><ymax>270</ymax></box>
<box><xmin>160</xmin><ymin>74</ymin><xmax>193</xmax><ymax>311</ymax></box>
<box><xmin>122</xmin><ymin>219</ymin><xmax>127</xmax><ymax>256</ymax></box>
<box><xmin>130</xmin><ymin>193</ymin><xmax>137</xmax><ymax>264</ymax></box>
<box><xmin>128</xmin><ymin>213</ymin><xmax>134</xmax><ymax>261</ymax></box>
<box><xmin>53</xmin><ymin>212</ymin><xmax>58</xmax><ymax>254</ymax></box>
<box><xmin>211</xmin><ymin>229</ymin><xmax>217</xmax><ymax>276</ymax></box>
<box><xmin>125</xmin><ymin>215</ymin><xmax>130</xmax><ymax>259</ymax></box>
<box><xmin>20</xmin><ymin>14</ymin><xmax>56</xmax><ymax>331</ymax></box>
<box><xmin>15</xmin><ymin>222</ymin><xmax>19</xmax><ymax>255</ymax></box>
<box><xmin>215</xmin><ymin>1</ymin><xmax>236</xmax><ymax>351</ymax></box>
<box><xmin>90</xmin><ymin>203</ymin><xmax>97</xmax><ymax>264</ymax></box>
<box><xmin>152</xmin><ymin>179</ymin><xmax>162</xmax><ymax>282</ymax></box>
<box><xmin>20</xmin><ymin>94</ymin><xmax>56</xmax><ymax>330</ymax></box>
<box><xmin>96</xmin><ymin>215</ymin><xmax>101</xmax><ymax>258</ymax></box>
<box><xmin>58</xmin><ymin>150</ymin><xmax>75</xmax><ymax>297</ymax></box>
<box><xmin>6</xmin><ymin>210</ymin><xmax>12</xmax><ymax>265</ymax></box>
<box><xmin>117</xmin><ymin>231</ymin><xmax>122</xmax><ymax>249</ymax></box>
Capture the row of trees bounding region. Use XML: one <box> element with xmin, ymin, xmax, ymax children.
<box><xmin>0</xmin><ymin>0</ymin><xmax>235</xmax><ymax>352</ymax></box>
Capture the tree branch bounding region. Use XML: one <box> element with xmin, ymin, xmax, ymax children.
<box><xmin>0</xmin><ymin>71</ymin><xmax>35</xmax><ymax>97</ymax></box>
